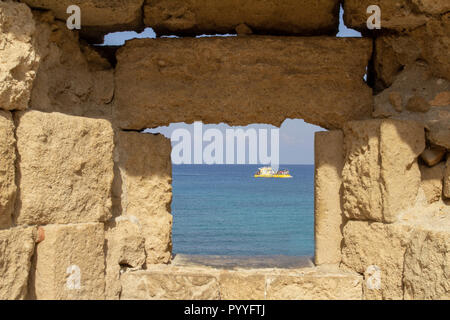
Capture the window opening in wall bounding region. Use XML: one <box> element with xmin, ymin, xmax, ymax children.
<box><xmin>146</xmin><ymin>120</ymin><xmax>325</xmax><ymax>257</ymax></box>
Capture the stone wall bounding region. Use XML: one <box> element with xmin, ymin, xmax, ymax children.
<box><xmin>0</xmin><ymin>0</ymin><xmax>449</xmax><ymax>300</ymax></box>
<box><xmin>114</xmin><ymin>37</ymin><xmax>372</xmax><ymax>130</ymax></box>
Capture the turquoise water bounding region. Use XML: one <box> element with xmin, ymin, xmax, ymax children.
<box><xmin>172</xmin><ymin>165</ymin><xmax>314</xmax><ymax>256</ymax></box>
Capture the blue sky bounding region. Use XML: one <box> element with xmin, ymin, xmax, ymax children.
<box><xmin>105</xmin><ymin>6</ymin><xmax>361</xmax><ymax>164</ymax></box>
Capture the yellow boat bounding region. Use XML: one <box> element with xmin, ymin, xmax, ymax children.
<box><xmin>254</xmin><ymin>167</ymin><xmax>292</xmax><ymax>178</ymax></box>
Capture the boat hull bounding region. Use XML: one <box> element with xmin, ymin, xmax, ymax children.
<box><xmin>254</xmin><ymin>174</ymin><xmax>293</xmax><ymax>178</ymax></box>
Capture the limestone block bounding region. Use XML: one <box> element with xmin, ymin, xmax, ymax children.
<box><xmin>431</xmin><ymin>92</ymin><xmax>450</xmax><ymax>106</ymax></box>
<box><xmin>404</xmin><ymin>229</ymin><xmax>450</xmax><ymax>300</ymax></box>
<box><xmin>109</xmin><ymin>217</ymin><xmax>146</xmax><ymax>269</ymax></box>
<box><xmin>372</xmin><ymin>63</ymin><xmax>450</xmax><ymax>150</ymax></box>
<box><xmin>342</xmin><ymin>119</ymin><xmax>425</xmax><ymax>223</ymax></box>
<box><xmin>15</xmin><ymin>111</ymin><xmax>114</xmax><ymax>225</ymax></box>
<box><xmin>344</xmin><ymin>0</ymin><xmax>450</xmax><ymax>32</ymax></box>
<box><xmin>0</xmin><ymin>1</ymin><xmax>39</xmax><ymax>111</ymax></box>
<box><xmin>117</xmin><ymin>132</ymin><xmax>173</xmax><ymax>265</ymax></box>
<box><xmin>445</xmin><ymin>156</ymin><xmax>450</xmax><ymax>199</ymax></box>
<box><xmin>219</xmin><ymin>272</ymin><xmax>265</xmax><ymax>300</ymax></box>
<box><xmin>314</xmin><ymin>130</ymin><xmax>345</xmax><ymax>265</ymax></box>
<box><xmin>30</xmin><ymin>12</ymin><xmax>114</xmax><ymax>118</ymax></box>
<box><xmin>121</xmin><ymin>265</ymin><xmax>363</xmax><ymax>300</ymax></box>
<box><xmin>265</xmin><ymin>272</ymin><xmax>362</xmax><ymax>300</ymax></box>
<box><xmin>29</xmin><ymin>223</ymin><xmax>106</xmax><ymax>300</ymax></box>
<box><xmin>120</xmin><ymin>269</ymin><xmax>220</xmax><ymax>300</ymax></box>
<box><xmin>235</xmin><ymin>23</ymin><xmax>253</xmax><ymax>35</ymax></box>
<box><xmin>421</xmin><ymin>146</ymin><xmax>447</xmax><ymax>167</ymax></box>
<box><xmin>405</xmin><ymin>95</ymin><xmax>431</xmax><ymax>113</ymax></box>
<box><xmin>0</xmin><ymin>227</ymin><xmax>37</xmax><ymax>300</ymax></box>
<box><xmin>420</xmin><ymin>163</ymin><xmax>445</xmax><ymax>204</ymax></box>
<box><xmin>21</xmin><ymin>0</ymin><xmax>144</xmax><ymax>41</ymax></box>
<box><xmin>341</xmin><ymin>221</ymin><xmax>413</xmax><ymax>300</ymax></box>
<box><xmin>428</xmin><ymin>118</ymin><xmax>450</xmax><ymax>150</ymax></box>
<box><xmin>115</xmin><ymin>37</ymin><xmax>373</xmax><ymax>130</ymax></box>
<box><xmin>104</xmin><ymin>217</ymin><xmax>146</xmax><ymax>300</ymax></box>
<box><xmin>374</xmin><ymin>16</ymin><xmax>450</xmax><ymax>87</ymax></box>
<box><xmin>144</xmin><ymin>0</ymin><xmax>340</xmax><ymax>36</ymax></box>
<box><xmin>0</xmin><ymin>111</ymin><xmax>16</xmax><ymax>229</ymax></box>
<box><xmin>374</xmin><ymin>63</ymin><xmax>450</xmax><ymax>118</ymax></box>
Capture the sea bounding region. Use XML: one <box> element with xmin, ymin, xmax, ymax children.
<box><xmin>172</xmin><ymin>165</ymin><xmax>314</xmax><ymax>257</ymax></box>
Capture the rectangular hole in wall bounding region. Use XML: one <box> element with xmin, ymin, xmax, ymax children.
<box><xmin>146</xmin><ymin>120</ymin><xmax>326</xmax><ymax>263</ymax></box>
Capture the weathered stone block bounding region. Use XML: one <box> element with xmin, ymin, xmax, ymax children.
<box><xmin>120</xmin><ymin>268</ymin><xmax>220</xmax><ymax>300</ymax></box>
<box><xmin>314</xmin><ymin>130</ymin><xmax>345</xmax><ymax>265</ymax></box>
<box><xmin>421</xmin><ymin>146</ymin><xmax>447</xmax><ymax>167</ymax></box>
<box><xmin>219</xmin><ymin>272</ymin><xmax>265</xmax><ymax>300</ymax></box>
<box><xmin>15</xmin><ymin>111</ymin><xmax>114</xmax><ymax>225</ymax></box>
<box><xmin>342</xmin><ymin>119</ymin><xmax>425</xmax><ymax>223</ymax></box>
<box><xmin>21</xmin><ymin>0</ymin><xmax>144</xmax><ymax>41</ymax></box>
<box><xmin>29</xmin><ymin>223</ymin><xmax>106</xmax><ymax>300</ymax></box>
<box><xmin>374</xmin><ymin>17</ymin><xmax>450</xmax><ymax>87</ymax></box>
<box><xmin>144</xmin><ymin>0</ymin><xmax>340</xmax><ymax>36</ymax></box>
<box><xmin>117</xmin><ymin>131</ymin><xmax>173</xmax><ymax>265</ymax></box>
<box><xmin>372</xmin><ymin>63</ymin><xmax>450</xmax><ymax>150</ymax></box>
<box><xmin>115</xmin><ymin>37</ymin><xmax>373</xmax><ymax>130</ymax></box>
<box><xmin>0</xmin><ymin>111</ymin><xmax>16</xmax><ymax>229</ymax></box>
<box><xmin>344</xmin><ymin>0</ymin><xmax>450</xmax><ymax>32</ymax></box>
<box><xmin>420</xmin><ymin>163</ymin><xmax>445</xmax><ymax>204</ymax></box>
<box><xmin>266</xmin><ymin>272</ymin><xmax>362</xmax><ymax>300</ymax></box>
<box><xmin>0</xmin><ymin>1</ymin><xmax>39</xmax><ymax>111</ymax></box>
<box><xmin>30</xmin><ymin>12</ymin><xmax>114</xmax><ymax>118</ymax></box>
<box><xmin>0</xmin><ymin>227</ymin><xmax>37</xmax><ymax>300</ymax></box>
<box><xmin>109</xmin><ymin>217</ymin><xmax>146</xmax><ymax>269</ymax></box>
<box><xmin>121</xmin><ymin>265</ymin><xmax>363</xmax><ymax>300</ymax></box>
<box><xmin>341</xmin><ymin>221</ymin><xmax>413</xmax><ymax>300</ymax></box>
<box><xmin>104</xmin><ymin>216</ymin><xmax>146</xmax><ymax>300</ymax></box>
<box><xmin>403</xmin><ymin>228</ymin><xmax>450</xmax><ymax>300</ymax></box>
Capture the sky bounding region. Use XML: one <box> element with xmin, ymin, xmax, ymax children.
<box><xmin>104</xmin><ymin>6</ymin><xmax>361</xmax><ymax>165</ymax></box>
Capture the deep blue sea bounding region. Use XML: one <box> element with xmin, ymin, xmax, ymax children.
<box><xmin>172</xmin><ymin>165</ymin><xmax>314</xmax><ymax>257</ymax></box>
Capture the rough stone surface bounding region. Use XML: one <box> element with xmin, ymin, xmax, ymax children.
<box><xmin>373</xmin><ymin>63</ymin><xmax>450</xmax><ymax>149</ymax></box>
<box><xmin>117</xmin><ymin>132</ymin><xmax>173</xmax><ymax>265</ymax></box>
<box><xmin>445</xmin><ymin>156</ymin><xmax>450</xmax><ymax>199</ymax></box>
<box><xmin>314</xmin><ymin>130</ymin><xmax>345</xmax><ymax>265</ymax></box>
<box><xmin>265</xmin><ymin>272</ymin><xmax>362</xmax><ymax>300</ymax></box>
<box><xmin>15</xmin><ymin>111</ymin><xmax>114</xmax><ymax>225</ymax></box>
<box><xmin>235</xmin><ymin>23</ymin><xmax>253</xmax><ymax>35</ymax></box>
<box><xmin>121</xmin><ymin>268</ymin><xmax>220</xmax><ymax>300</ymax></box>
<box><xmin>144</xmin><ymin>0</ymin><xmax>340</xmax><ymax>36</ymax></box>
<box><xmin>109</xmin><ymin>217</ymin><xmax>146</xmax><ymax>269</ymax></box>
<box><xmin>115</xmin><ymin>37</ymin><xmax>373</xmax><ymax>130</ymax></box>
<box><xmin>420</xmin><ymin>163</ymin><xmax>445</xmax><ymax>204</ymax></box>
<box><xmin>120</xmin><ymin>265</ymin><xmax>363</xmax><ymax>300</ymax></box>
<box><xmin>29</xmin><ymin>223</ymin><xmax>106</xmax><ymax>300</ymax></box>
<box><xmin>105</xmin><ymin>216</ymin><xmax>146</xmax><ymax>300</ymax></box>
<box><xmin>389</xmin><ymin>91</ymin><xmax>403</xmax><ymax>112</ymax></box>
<box><xmin>30</xmin><ymin>12</ymin><xmax>114</xmax><ymax>118</ymax></box>
<box><xmin>342</xmin><ymin>221</ymin><xmax>413</xmax><ymax>300</ymax></box>
<box><xmin>0</xmin><ymin>1</ymin><xmax>39</xmax><ymax>111</ymax></box>
<box><xmin>406</xmin><ymin>95</ymin><xmax>431</xmax><ymax>113</ymax></box>
<box><xmin>375</xmin><ymin>63</ymin><xmax>450</xmax><ymax>116</ymax></box>
<box><xmin>0</xmin><ymin>226</ymin><xmax>36</xmax><ymax>300</ymax></box>
<box><xmin>404</xmin><ymin>228</ymin><xmax>450</xmax><ymax>300</ymax></box>
<box><xmin>21</xmin><ymin>0</ymin><xmax>144</xmax><ymax>41</ymax></box>
<box><xmin>431</xmin><ymin>92</ymin><xmax>450</xmax><ymax>106</ymax></box>
<box><xmin>219</xmin><ymin>272</ymin><xmax>265</xmax><ymax>300</ymax></box>
<box><xmin>421</xmin><ymin>146</ymin><xmax>447</xmax><ymax>167</ymax></box>
<box><xmin>374</xmin><ymin>16</ymin><xmax>450</xmax><ymax>87</ymax></box>
<box><xmin>344</xmin><ymin>0</ymin><xmax>450</xmax><ymax>32</ymax></box>
<box><xmin>342</xmin><ymin>119</ymin><xmax>425</xmax><ymax>223</ymax></box>
<box><xmin>0</xmin><ymin>111</ymin><xmax>16</xmax><ymax>229</ymax></box>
